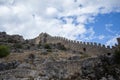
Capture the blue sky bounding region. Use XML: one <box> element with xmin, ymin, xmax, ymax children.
<box><xmin>84</xmin><ymin>12</ymin><xmax>120</xmax><ymax>45</ymax></box>
<box><xmin>0</xmin><ymin>0</ymin><xmax>120</xmax><ymax>46</ymax></box>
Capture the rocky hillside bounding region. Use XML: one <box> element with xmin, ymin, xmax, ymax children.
<box><xmin>0</xmin><ymin>32</ymin><xmax>38</xmax><ymax>53</ymax></box>
<box><xmin>0</xmin><ymin>32</ymin><xmax>120</xmax><ymax>80</ymax></box>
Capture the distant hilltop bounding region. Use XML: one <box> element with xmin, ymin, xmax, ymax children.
<box><xmin>0</xmin><ymin>31</ymin><xmax>120</xmax><ymax>56</ymax></box>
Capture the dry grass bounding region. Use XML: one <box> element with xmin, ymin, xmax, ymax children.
<box><xmin>4</xmin><ymin>51</ymin><xmax>35</xmax><ymax>62</ymax></box>
<box><xmin>2</xmin><ymin>50</ymin><xmax>83</xmax><ymax>62</ymax></box>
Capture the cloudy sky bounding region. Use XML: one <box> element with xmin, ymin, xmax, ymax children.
<box><xmin>0</xmin><ymin>0</ymin><xmax>120</xmax><ymax>46</ymax></box>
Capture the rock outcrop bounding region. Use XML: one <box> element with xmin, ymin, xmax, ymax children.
<box><xmin>0</xmin><ymin>32</ymin><xmax>120</xmax><ymax>80</ymax></box>
<box><xmin>0</xmin><ymin>61</ymin><xmax>20</xmax><ymax>71</ymax></box>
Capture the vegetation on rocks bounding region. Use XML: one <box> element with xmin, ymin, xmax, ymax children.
<box><xmin>44</xmin><ymin>43</ymin><xmax>51</xmax><ymax>49</ymax></box>
<box><xmin>38</xmin><ymin>43</ymin><xmax>67</xmax><ymax>51</ymax></box>
<box><xmin>0</xmin><ymin>45</ymin><xmax>10</xmax><ymax>58</ymax></box>
<box><xmin>56</xmin><ymin>43</ymin><xmax>67</xmax><ymax>51</ymax></box>
<box><xmin>114</xmin><ymin>46</ymin><xmax>120</xmax><ymax>64</ymax></box>
<box><xmin>13</xmin><ymin>43</ymin><xmax>23</xmax><ymax>49</ymax></box>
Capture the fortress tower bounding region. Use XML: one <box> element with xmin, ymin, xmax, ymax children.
<box><xmin>117</xmin><ymin>38</ymin><xmax>120</xmax><ymax>45</ymax></box>
<box><xmin>34</xmin><ymin>33</ymin><xmax>51</xmax><ymax>44</ymax></box>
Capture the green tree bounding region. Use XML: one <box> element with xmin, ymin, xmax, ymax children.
<box><xmin>0</xmin><ymin>45</ymin><xmax>10</xmax><ymax>58</ymax></box>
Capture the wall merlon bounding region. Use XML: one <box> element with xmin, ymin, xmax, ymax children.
<box><xmin>62</xmin><ymin>37</ymin><xmax>65</xmax><ymax>41</ymax></box>
<box><xmin>75</xmin><ymin>40</ymin><xmax>78</xmax><ymax>44</ymax></box>
<box><xmin>94</xmin><ymin>42</ymin><xmax>97</xmax><ymax>46</ymax></box>
<box><xmin>89</xmin><ymin>42</ymin><xmax>93</xmax><ymax>46</ymax></box>
<box><xmin>107</xmin><ymin>46</ymin><xmax>110</xmax><ymax>49</ymax></box>
<box><xmin>83</xmin><ymin>42</ymin><xmax>86</xmax><ymax>45</ymax></box>
<box><xmin>77</xmin><ymin>41</ymin><xmax>79</xmax><ymax>44</ymax></box>
<box><xmin>86</xmin><ymin>42</ymin><xmax>90</xmax><ymax>45</ymax></box>
<box><xmin>67</xmin><ymin>40</ymin><xmax>70</xmax><ymax>42</ymax></box>
<box><xmin>98</xmin><ymin>43</ymin><xmax>101</xmax><ymax>47</ymax></box>
<box><xmin>73</xmin><ymin>40</ymin><xmax>76</xmax><ymax>44</ymax></box>
<box><xmin>102</xmin><ymin>45</ymin><xmax>106</xmax><ymax>48</ymax></box>
<box><xmin>69</xmin><ymin>40</ymin><xmax>72</xmax><ymax>43</ymax></box>
<box><xmin>112</xmin><ymin>46</ymin><xmax>116</xmax><ymax>49</ymax></box>
<box><xmin>79</xmin><ymin>41</ymin><xmax>82</xmax><ymax>45</ymax></box>
<box><xmin>65</xmin><ymin>38</ymin><xmax>69</xmax><ymax>42</ymax></box>
<box><xmin>78</xmin><ymin>41</ymin><xmax>81</xmax><ymax>44</ymax></box>
<box><xmin>70</xmin><ymin>40</ymin><xmax>74</xmax><ymax>43</ymax></box>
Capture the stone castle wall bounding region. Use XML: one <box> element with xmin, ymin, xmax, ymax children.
<box><xmin>117</xmin><ymin>38</ymin><xmax>120</xmax><ymax>45</ymax></box>
<box><xmin>34</xmin><ymin>33</ymin><xmax>117</xmax><ymax>56</ymax></box>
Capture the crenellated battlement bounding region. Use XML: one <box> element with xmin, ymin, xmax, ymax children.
<box><xmin>47</xmin><ymin>35</ymin><xmax>112</xmax><ymax>49</ymax></box>
<box><xmin>34</xmin><ymin>33</ymin><xmax>118</xmax><ymax>56</ymax></box>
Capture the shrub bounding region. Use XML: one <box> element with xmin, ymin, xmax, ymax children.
<box><xmin>0</xmin><ymin>45</ymin><xmax>10</xmax><ymax>58</ymax></box>
<box><xmin>44</xmin><ymin>44</ymin><xmax>51</xmax><ymax>49</ymax></box>
<box><xmin>47</xmin><ymin>49</ymin><xmax>52</xmax><ymax>52</ymax></box>
<box><xmin>13</xmin><ymin>43</ymin><xmax>23</xmax><ymax>49</ymax></box>
<box><xmin>28</xmin><ymin>54</ymin><xmax>35</xmax><ymax>60</ymax></box>
<box><xmin>114</xmin><ymin>49</ymin><xmax>120</xmax><ymax>64</ymax></box>
<box><xmin>56</xmin><ymin>43</ymin><xmax>66</xmax><ymax>50</ymax></box>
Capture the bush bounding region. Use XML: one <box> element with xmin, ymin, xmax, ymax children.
<box><xmin>44</xmin><ymin>44</ymin><xmax>51</xmax><ymax>49</ymax></box>
<box><xmin>56</xmin><ymin>43</ymin><xmax>66</xmax><ymax>50</ymax></box>
<box><xmin>13</xmin><ymin>43</ymin><xmax>23</xmax><ymax>49</ymax></box>
<box><xmin>114</xmin><ymin>49</ymin><xmax>120</xmax><ymax>64</ymax></box>
<box><xmin>47</xmin><ymin>49</ymin><xmax>52</xmax><ymax>52</ymax></box>
<box><xmin>0</xmin><ymin>45</ymin><xmax>10</xmax><ymax>58</ymax></box>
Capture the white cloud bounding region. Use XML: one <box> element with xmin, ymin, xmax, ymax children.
<box><xmin>0</xmin><ymin>0</ymin><xmax>120</xmax><ymax>46</ymax></box>
<box><xmin>105</xmin><ymin>24</ymin><xmax>116</xmax><ymax>33</ymax></box>
<box><xmin>98</xmin><ymin>35</ymin><xmax>105</xmax><ymax>40</ymax></box>
<box><xmin>46</xmin><ymin>7</ymin><xmax>58</xmax><ymax>16</ymax></box>
<box><xmin>80</xmin><ymin>27</ymin><xmax>95</xmax><ymax>41</ymax></box>
<box><xmin>0</xmin><ymin>6</ymin><xmax>10</xmax><ymax>15</ymax></box>
<box><xmin>106</xmin><ymin>34</ymin><xmax>120</xmax><ymax>46</ymax></box>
